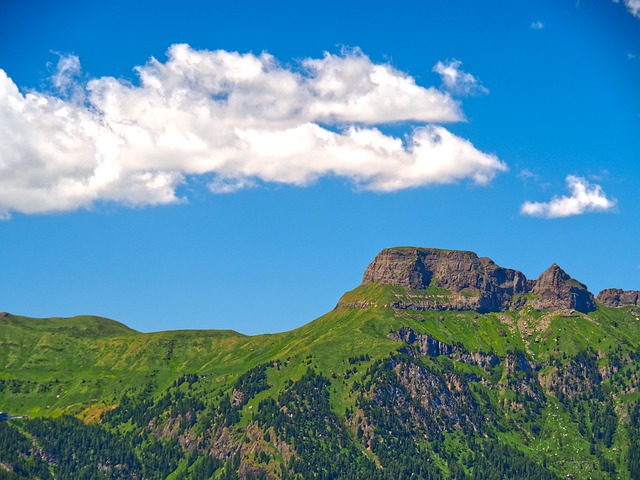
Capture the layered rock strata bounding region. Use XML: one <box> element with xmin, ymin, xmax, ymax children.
<box><xmin>361</xmin><ymin>247</ymin><xmax>597</xmax><ymax>313</ymax></box>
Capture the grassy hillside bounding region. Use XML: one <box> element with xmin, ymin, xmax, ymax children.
<box><xmin>1</xmin><ymin>283</ymin><xmax>640</xmax><ymax>479</ymax></box>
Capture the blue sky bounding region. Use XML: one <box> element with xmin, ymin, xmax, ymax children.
<box><xmin>0</xmin><ymin>0</ymin><xmax>638</xmax><ymax>334</ymax></box>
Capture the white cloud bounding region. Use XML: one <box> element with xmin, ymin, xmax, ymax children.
<box><xmin>520</xmin><ymin>175</ymin><xmax>616</xmax><ymax>218</ymax></box>
<box><xmin>433</xmin><ymin>59</ymin><xmax>489</xmax><ymax>97</ymax></box>
<box><xmin>209</xmin><ymin>177</ymin><xmax>257</xmax><ymax>194</ymax></box>
<box><xmin>0</xmin><ymin>45</ymin><xmax>507</xmax><ymax>217</ymax></box>
<box><xmin>613</xmin><ymin>0</ymin><xmax>640</xmax><ymax>18</ymax></box>
<box><xmin>517</xmin><ymin>169</ymin><xmax>540</xmax><ymax>181</ymax></box>
<box><xmin>530</xmin><ymin>21</ymin><xmax>544</xmax><ymax>30</ymax></box>
<box><xmin>50</xmin><ymin>53</ymin><xmax>81</xmax><ymax>92</ymax></box>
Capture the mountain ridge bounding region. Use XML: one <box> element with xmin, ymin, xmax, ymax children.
<box><xmin>2</xmin><ymin>245</ymin><xmax>640</xmax><ymax>479</ymax></box>
<box><xmin>358</xmin><ymin>246</ymin><xmax>632</xmax><ymax>314</ymax></box>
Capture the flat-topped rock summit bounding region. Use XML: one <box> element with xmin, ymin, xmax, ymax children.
<box><xmin>360</xmin><ymin>247</ymin><xmax>600</xmax><ymax>313</ymax></box>
<box><xmin>596</xmin><ymin>289</ymin><xmax>640</xmax><ymax>308</ymax></box>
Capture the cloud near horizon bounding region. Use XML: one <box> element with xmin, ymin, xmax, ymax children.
<box><xmin>520</xmin><ymin>175</ymin><xmax>616</xmax><ymax>218</ymax></box>
<box><xmin>0</xmin><ymin>45</ymin><xmax>507</xmax><ymax>217</ymax></box>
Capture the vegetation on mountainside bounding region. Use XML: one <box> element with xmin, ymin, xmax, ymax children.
<box><xmin>1</xmin><ymin>282</ymin><xmax>640</xmax><ymax>479</ymax></box>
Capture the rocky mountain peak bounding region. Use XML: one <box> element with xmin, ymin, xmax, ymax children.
<box><xmin>361</xmin><ymin>247</ymin><xmax>527</xmax><ymax>292</ymax></box>
<box><xmin>533</xmin><ymin>264</ymin><xmax>568</xmax><ymax>289</ymax></box>
<box><xmin>360</xmin><ymin>247</ymin><xmax>597</xmax><ymax>314</ymax></box>
<box><xmin>530</xmin><ymin>264</ymin><xmax>596</xmax><ymax>313</ymax></box>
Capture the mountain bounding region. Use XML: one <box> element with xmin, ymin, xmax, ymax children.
<box><xmin>1</xmin><ymin>246</ymin><xmax>640</xmax><ymax>480</ymax></box>
<box><xmin>359</xmin><ymin>247</ymin><xmax>595</xmax><ymax>313</ymax></box>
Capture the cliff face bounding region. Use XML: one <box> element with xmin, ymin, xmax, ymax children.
<box><xmin>596</xmin><ymin>289</ymin><xmax>640</xmax><ymax>308</ymax></box>
<box><xmin>361</xmin><ymin>247</ymin><xmax>596</xmax><ymax>314</ymax></box>
<box><xmin>531</xmin><ymin>264</ymin><xmax>596</xmax><ymax>312</ymax></box>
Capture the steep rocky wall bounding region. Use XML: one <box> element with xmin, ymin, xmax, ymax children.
<box><xmin>361</xmin><ymin>247</ymin><xmax>597</xmax><ymax>313</ymax></box>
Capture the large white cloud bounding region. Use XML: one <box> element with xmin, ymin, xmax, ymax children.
<box><xmin>0</xmin><ymin>44</ymin><xmax>507</xmax><ymax>217</ymax></box>
<box><xmin>520</xmin><ymin>175</ymin><xmax>616</xmax><ymax>218</ymax></box>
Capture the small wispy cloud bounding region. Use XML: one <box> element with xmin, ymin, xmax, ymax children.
<box><xmin>613</xmin><ymin>0</ymin><xmax>640</xmax><ymax>18</ymax></box>
<box><xmin>530</xmin><ymin>21</ymin><xmax>544</xmax><ymax>30</ymax></box>
<box><xmin>209</xmin><ymin>177</ymin><xmax>257</xmax><ymax>194</ymax></box>
<box><xmin>520</xmin><ymin>175</ymin><xmax>616</xmax><ymax>218</ymax></box>
<box><xmin>433</xmin><ymin>59</ymin><xmax>489</xmax><ymax>97</ymax></box>
<box><xmin>517</xmin><ymin>169</ymin><xmax>540</xmax><ymax>181</ymax></box>
<box><xmin>49</xmin><ymin>52</ymin><xmax>82</xmax><ymax>97</ymax></box>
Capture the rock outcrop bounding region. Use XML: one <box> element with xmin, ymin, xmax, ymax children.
<box><xmin>531</xmin><ymin>264</ymin><xmax>596</xmax><ymax>313</ymax></box>
<box><xmin>361</xmin><ymin>248</ymin><xmax>529</xmax><ymax>313</ymax></box>
<box><xmin>361</xmin><ymin>247</ymin><xmax>597</xmax><ymax>314</ymax></box>
<box><xmin>389</xmin><ymin>327</ymin><xmax>500</xmax><ymax>369</ymax></box>
<box><xmin>596</xmin><ymin>289</ymin><xmax>640</xmax><ymax>308</ymax></box>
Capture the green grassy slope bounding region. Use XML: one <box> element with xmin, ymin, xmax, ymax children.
<box><xmin>1</xmin><ymin>283</ymin><xmax>640</xmax><ymax>479</ymax></box>
<box><xmin>0</xmin><ymin>298</ymin><xmax>404</xmax><ymax>416</ymax></box>
<box><xmin>2</xmin><ymin>284</ymin><xmax>639</xmax><ymax>416</ymax></box>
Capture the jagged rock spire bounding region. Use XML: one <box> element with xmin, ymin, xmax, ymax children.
<box><xmin>531</xmin><ymin>264</ymin><xmax>595</xmax><ymax>313</ymax></box>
